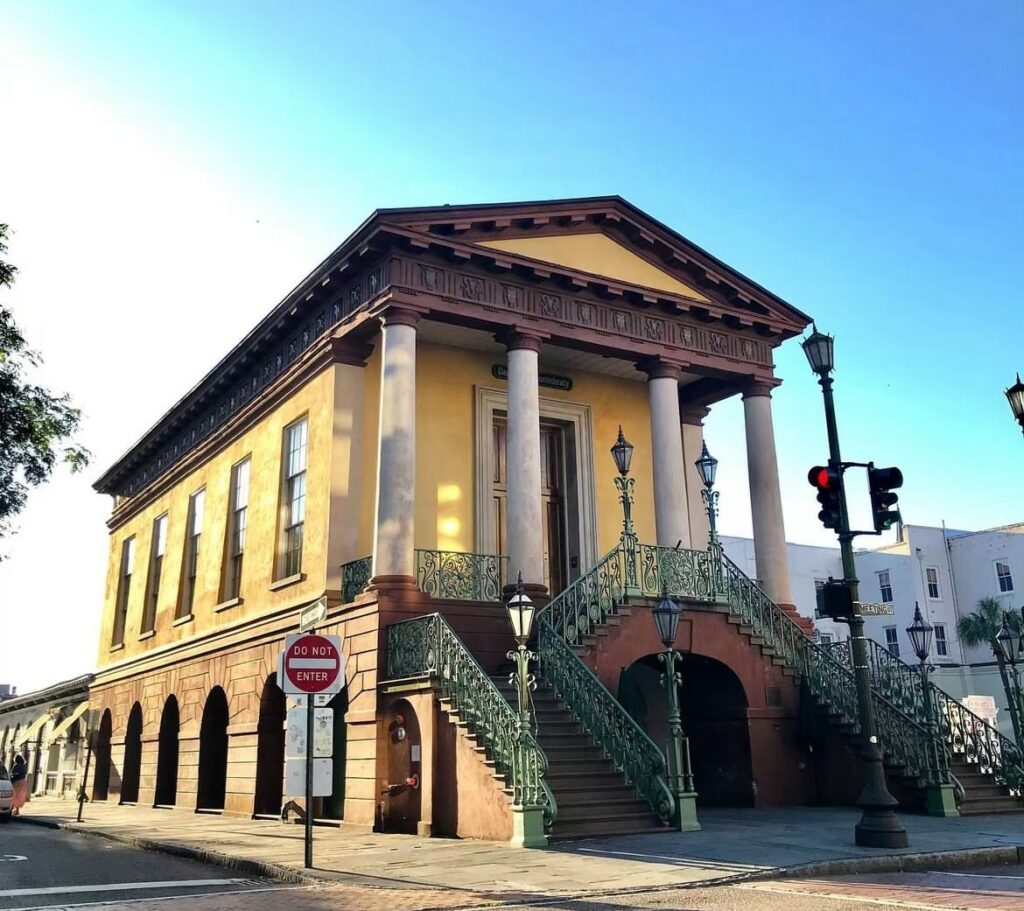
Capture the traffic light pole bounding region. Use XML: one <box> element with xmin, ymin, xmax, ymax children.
<box><xmin>815</xmin><ymin>371</ymin><xmax>909</xmax><ymax>849</ymax></box>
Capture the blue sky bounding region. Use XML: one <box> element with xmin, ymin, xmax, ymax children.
<box><xmin>2</xmin><ymin>1</ymin><xmax>1022</xmax><ymax>689</ymax></box>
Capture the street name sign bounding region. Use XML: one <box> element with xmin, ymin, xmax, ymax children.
<box><xmin>857</xmin><ymin>601</ymin><xmax>894</xmax><ymax>616</ymax></box>
<box><xmin>282</xmin><ymin>634</ymin><xmax>343</xmax><ymax>695</ymax></box>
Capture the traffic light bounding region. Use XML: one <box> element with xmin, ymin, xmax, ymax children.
<box><xmin>808</xmin><ymin>464</ymin><xmax>843</xmax><ymax>531</ymax></box>
<box><xmin>815</xmin><ymin>578</ymin><xmax>855</xmax><ymax>621</ymax></box>
<box><xmin>868</xmin><ymin>465</ymin><xmax>903</xmax><ymax>533</ymax></box>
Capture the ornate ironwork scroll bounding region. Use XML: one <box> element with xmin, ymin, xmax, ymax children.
<box><xmin>542</xmin><ymin>545</ymin><xmax>626</xmax><ymax>647</ymax></box>
<box><xmin>341</xmin><ymin>556</ymin><xmax>371</xmax><ymax>603</ymax></box>
<box><xmin>638</xmin><ymin>544</ymin><xmax>721</xmax><ymax>601</ymax></box>
<box><xmin>386</xmin><ymin>613</ymin><xmax>557</xmax><ymax>829</ymax></box>
<box><xmin>415</xmin><ymin>549</ymin><xmax>507</xmax><ymax>602</ymax></box>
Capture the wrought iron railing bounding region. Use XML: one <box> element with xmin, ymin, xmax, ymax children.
<box><xmin>415</xmin><ymin>549</ymin><xmax>507</xmax><ymax>602</ymax></box>
<box><xmin>639</xmin><ymin>543</ymin><xmax>722</xmax><ymax>601</ymax></box>
<box><xmin>537</xmin><ymin>616</ymin><xmax>675</xmax><ymax>825</ymax></box>
<box><xmin>838</xmin><ymin>638</ymin><xmax>1024</xmax><ymax>795</ymax></box>
<box><xmin>341</xmin><ymin>556</ymin><xmax>372</xmax><ymax>602</ymax></box>
<box><xmin>543</xmin><ymin>546</ymin><xmax>626</xmax><ymax>647</ymax></box>
<box><xmin>386</xmin><ymin>613</ymin><xmax>557</xmax><ymax>829</ymax></box>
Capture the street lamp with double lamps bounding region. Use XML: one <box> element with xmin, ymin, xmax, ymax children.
<box><xmin>802</xmin><ymin>324</ymin><xmax>909</xmax><ymax>848</ymax></box>
<box><xmin>651</xmin><ymin>591</ymin><xmax>700</xmax><ymax>831</ymax></box>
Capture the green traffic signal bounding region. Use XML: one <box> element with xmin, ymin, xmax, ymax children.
<box><xmin>868</xmin><ymin>465</ymin><xmax>903</xmax><ymax>533</ymax></box>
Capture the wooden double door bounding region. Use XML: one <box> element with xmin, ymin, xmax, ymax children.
<box><xmin>492</xmin><ymin>416</ymin><xmax>575</xmax><ymax>595</ymax></box>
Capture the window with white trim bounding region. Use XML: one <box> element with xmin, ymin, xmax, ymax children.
<box><xmin>926</xmin><ymin>567</ymin><xmax>941</xmax><ymax>600</ymax></box>
<box><xmin>884</xmin><ymin>626</ymin><xmax>899</xmax><ymax>657</ymax></box>
<box><xmin>934</xmin><ymin>623</ymin><xmax>948</xmax><ymax>657</ymax></box>
<box><xmin>112</xmin><ymin>537</ymin><xmax>136</xmax><ymax>647</ymax></box>
<box><xmin>996</xmin><ymin>561</ymin><xmax>1014</xmax><ymax>594</ymax></box>
<box><xmin>878</xmin><ymin>570</ymin><xmax>893</xmax><ymax>603</ymax></box>
<box><xmin>279</xmin><ymin>418</ymin><xmax>308</xmax><ymax>578</ymax></box>
<box><xmin>223</xmin><ymin>458</ymin><xmax>251</xmax><ymax>601</ymax></box>
<box><xmin>178</xmin><ymin>489</ymin><xmax>205</xmax><ymax>617</ymax></box>
<box><xmin>141</xmin><ymin>514</ymin><xmax>168</xmax><ymax>634</ymax></box>
<box><xmin>818</xmin><ymin>633</ymin><xmax>834</xmax><ymax>645</ymax></box>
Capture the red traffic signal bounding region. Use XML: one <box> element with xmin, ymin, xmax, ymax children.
<box><xmin>808</xmin><ymin>465</ymin><xmax>843</xmax><ymax>531</ymax></box>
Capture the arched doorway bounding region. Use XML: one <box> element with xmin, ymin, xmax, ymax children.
<box><xmin>253</xmin><ymin>676</ymin><xmax>286</xmax><ymax>818</ymax></box>
<box><xmin>155</xmin><ymin>696</ymin><xmax>179</xmax><ymax>807</ymax></box>
<box><xmin>623</xmin><ymin>653</ymin><xmax>754</xmax><ymax>807</ymax></box>
<box><xmin>120</xmin><ymin>703</ymin><xmax>143</xmax><ymax>804</ymax></box>
<box><xmin>321</xmin><ymin>686</ymin><xmax>348</xmax><ymax>820</ymax></box>
<box><xmin>196</xmin><ymin>687</ymin><xmax>229</xmax><ymax>812</ymax></box>
<box><xmin>381</xmin><ymin>700</ymin><xmax>421</xmax><ymax>834</ymax></box>
<box><xmin>92</xmin><ymin>710</ymin><xmax>113</xmax><ymax>801</ymax></box>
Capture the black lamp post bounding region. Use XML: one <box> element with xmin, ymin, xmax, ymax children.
<box><xmin>802</xmin><ymin>324</ymin><xmax>909</xmax><ymax>848</ymax></box>
<box><xmin>694</xmin><ymin>441</ymin><xmax>719</xmax><ymax>547</ymax></box>
<box><xmin>612</xmin><ymin>427</ymin><xmax>639</xmax><ymax>594</ymax></box>
<box><xmin>506</xmin><ymin>573</ymin><xmax>537</xmax><ymax>740</ymax></box>
<box><xmin>906</xmin><ymin>603</ymin><xmax>945</xmax><ymax>793</ymax></box>
<box><xmin>996</xmin><ymin>613</ymin><xmax>1024</xmax><ymax>747</ymax></box>
<box><xmin>1006</xmin><ymin>374</ymin><xmax>1024</xmax><ymax>437</ymax></box>
<box><xmin>652</xmin><ymin>590</ymin><xmax>700</xmax><ymax>831</ymax></box>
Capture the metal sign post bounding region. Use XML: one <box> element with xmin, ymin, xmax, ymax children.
<box><xmin>280</xmin><ymin>633</ymin><xmax>343</xmax><ymax>870</ymax></box>
<box><xmin>76</xmin><ymin>709</ymin><xmax>99</xmax><ymax>823</ymax></box>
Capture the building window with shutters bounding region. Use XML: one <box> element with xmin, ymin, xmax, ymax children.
<box><xmin>112</xmin><ymin>536</ymin><xmax>135</xmax><ymax>647</ymax></box>
<box><xmin>279</xmin><ymin>417</ymin><xmax>308</xmax><ymax>579</ymax></box>
<box><xmin>884</xmin><ymin>626</ymin><xmax>899</xmax><ymax>658</ymax></box>
<box><xmin>995</xmin><ymin>561</ymin><xmax>1014</xmax><ymax>593</ymax></box>
<box><xmin>178</xmin><ymin>489</ymin><xmax>205</xmax><ymax>618</ymax></box>
<box><xmin>926</xmin><ymin>566</ymin><xmax>941</xmax><ymax>600</ymax></box>
<box><xmin>141</xmin><ymin>514</ymin><xmax>167</xmax><ymax>634</ymax></box>
<box><xmin>934</xmin><ymin>623</ymin><xmax>948</xmax><ymax>657</ymax></box>
<box><xmin>878</xmin><ymin>570</ymin><xmax>893</xmax><ymax>603</ymax></box>
<box><xmin>222</xmin><ymin>457</ymin><xmax>250</xmax><ymax>601</ymax></box>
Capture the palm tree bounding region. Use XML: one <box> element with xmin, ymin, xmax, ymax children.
<box><xmin>957</xmin><ymin>597</ymin><xmax>1023</xmax><ymax>745</ymax></box>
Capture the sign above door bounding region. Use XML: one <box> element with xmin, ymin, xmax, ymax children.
<box><xmin>491</xmin><ymin>364</ymin><xmax>573</xmax><ymax>391</ymax></box>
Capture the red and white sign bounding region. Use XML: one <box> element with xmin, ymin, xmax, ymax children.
<box><xmin>282</xmin><ymin>634</ymin><xmax>344</xmax><ymax>695</ymax></box>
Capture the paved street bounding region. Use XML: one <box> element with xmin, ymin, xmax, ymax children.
<box><xmin>0</xmin><ymin>824</ymin><xmax>275</xmax><ymax>910</ymax></box>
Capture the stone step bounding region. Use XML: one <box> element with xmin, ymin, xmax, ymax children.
<box><xmin>544</xmin><ymin>771</ymin><xmax>631</xmax><ymax>789</ymax></box>
<box><xmin>552</xmin><ymin>814</ymin><xmax>664</xmax><ymax>839</ymax></box>
<box><xmin>962</xmin><ymin>784</ymin><xmax>1012</xmax><ymax>800</ymax></box>
<box><xmin>958</xmin><ymin>795</ymin><xmax>1024</xmax><ymax>814</ymax></box>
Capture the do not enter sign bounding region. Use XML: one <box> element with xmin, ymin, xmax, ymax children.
<box><xmin>282</xmin><ymin>634</ymin><xmax>344</xmax><ymax>695</ymax></box>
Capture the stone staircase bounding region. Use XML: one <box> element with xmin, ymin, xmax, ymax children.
<box><xmin>491</xmin><ymin>675</ymin><xmax>663</xmax><ymax>839</ymax></box>
<box><xmin>952</xmin><ymin>760</ymin><xmax>1024</xmax><ymax>815</ymax></box>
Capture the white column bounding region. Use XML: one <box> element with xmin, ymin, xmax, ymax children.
<box><xmin>645</xmin><ymin>361</ymin><xmax>691</xmax><ymax>548</ymax></box>
<box><xmin>680</xmin><ymin>406</ymin><xmax>711</xmax><ymax>549</ymax></box>
<box><xmin>743</xmin><ymin>382</ymin><xmax>795</xmax><ymax>606</ymax></box>
<box><xmin>371</xmin><ymin>308</ymin><xmax>419</xmax><ymax>584</ymax></box>
<box><xmin>505</xmin><ymin>332</ymin><xmax>545</xmax><ymax>590</ymax></box>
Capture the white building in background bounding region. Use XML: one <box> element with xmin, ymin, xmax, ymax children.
<box><xmin>722</xmin><ymin>521</ymin><xmax>1024</xmax><ymax>740</ymax></box>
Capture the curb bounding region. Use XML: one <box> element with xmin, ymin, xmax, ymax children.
<box><xmin>14</xmin><ymin>815</ymin><xmax>319</xmax><ymax>887</ymax></box>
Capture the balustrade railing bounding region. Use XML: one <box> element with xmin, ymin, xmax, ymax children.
<box><xmin>839</xmin><ymin>638</ymin><xmax>1023</xmax><ymax>795</ymax></box>
<box><xmin>638</xmin><ymin>543</ymin><xmax>722</xmax><ymax>601</ymax></box>
<box><xmin>537</xmin><ymin>616</ymin><xmax>675</xmax><ymax>825</ymax></box>
<box><xmin>544</xmin><ymin>546</ymin><xmax>625</xmax><ymax>647</ymax></box>
<box><xmin>341</xmin><ymin>556</ymin><xmax>372</xmax><ymax>603</ymax></box>
<box><xmin>415</xmin><ymin>549</ymin><xmax>507</xmax><ymax>602</ymax></box>
<box><xmin>387</xmin><ymin>613</ymin><xmax>556</xmax><ymax>830</ymax></box>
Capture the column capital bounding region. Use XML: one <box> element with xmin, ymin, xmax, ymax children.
<box><xmin>328</xmin><ymin>337</ymin><xmax>375</xmax><ymax>367</ymax></box>
<box><xmin>741</xmin><ymin>377</ymin><xmax>782</xmax><ymax>400</ymax></box>
<box><xmin>376</xmin><ymin>304</ymin><xmax>425</xmax><ymax>329</ymax></box>
<box><xmin>637</xmin><ymin>356</ymin><xmax>684</xmax><ymax>382</ymax></box>
<box><xmin>679</xmin><ymin>405</ymin><xmax>710</xmax><ymax>426</ymax></box>
<box><xmin>498</xmin><ymin>328</ymin><xmax>546</xmax><ymax>353</ymax></box>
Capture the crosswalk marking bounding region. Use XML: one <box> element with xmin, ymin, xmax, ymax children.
<box><xmin>0</xmin><ymin>878</ymin><xmax>250</xmax><ymax>899</ymax></box>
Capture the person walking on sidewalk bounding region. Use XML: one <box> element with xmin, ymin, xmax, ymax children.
<box><xmin>10</xmin><ymin>755</ymin><xmax>29</xmax><ymax>816</ymax></box>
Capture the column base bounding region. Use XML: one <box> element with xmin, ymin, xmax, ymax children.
<box><xmin>502</xmin><ymin>582</ymin><xmax>549</xmax><ymax>601</ymax></box>
<box><xmin>778</xmin><ymin>602</ymin><xmax>815</xmax><ymax>635</ymax></box>
<box><xmin>510</xmin><ymin>805</ymin><xmax>548</xmax><ymax>848</ymax></box>
<box><xmin>367</xmin><ymin>574</ymin><xmax>419</xmax><ymax>594</ymax></box>
<box><xmin>673</xmin><ymin>792</ymin><xmax>701</xmax><ymax>831</ymax></box>
<box><xmin>925</xmin><ymin>783</ymin><xmax>959</xmax><ymax>817</ymax></box>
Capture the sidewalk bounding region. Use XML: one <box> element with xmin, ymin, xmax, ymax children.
<box><xmin>15</xmin><ymin>797</ymin><xmax>1024</xmax><ymax>896</ymax></box>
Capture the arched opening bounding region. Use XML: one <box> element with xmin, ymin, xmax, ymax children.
<box><xmin>92</xmin><ymin>710</ymin><xmax>113</xmax><ymax>801</ymax></box>
<box><xmin>196</xmin><ymin>687</ymin><xmax>229</xmax><ymax>812</ymax></box>
<box><xmin>120</xmin><ymin>703</ymin><xmax>143</xmax><ymax>804</ymax></box>
<box><xmin>253</xmin><ymin>676</ymin><xmax>286</xmax><ymax>818</ymax></box>
<box><xmin>320</xmin><ymin>686</ymin><xmax>348</xmax><ymax>820</ymax></box>
<box><xmin>380</xmin><ymin>700</ymin><xmax>421</xmax><ymax>834</ymax></box>
<box><xmin>155</xmin><ymin>696</ymin><xmax>180</xmax><ymax>807</ymax></box>
<box><xmin>623</xmin><ymin>653</ymin><xmax>754</xmax><ymax>807</ymax></box>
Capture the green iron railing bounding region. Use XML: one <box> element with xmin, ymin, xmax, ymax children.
<box><xmin>415</xmin><ymin>549</ymin><xmax>507</xmax><ymax>602</ymax></box>
<box><xmin>835</xmin><ymin>638</ymin><xmax>1023</xmax><ymax>796</ymax></box>
<box><xmin>638</xmin><ymin>543</ymin><xmax>722</xmax><ymax>601</ymax></box>
<box><xmin>386</xmin><ymin>613</ymin><xmax>557</xmax><ymax>830</ymax></box>
<box><xmin>341</xmin><ymin>556</ymin><xmax>372</xmax><ymax>602</ymax></box>
<box><xmin>537</xmin><ymin>616</ymin><xmax>675</xmax><ymax>825</ymax></box>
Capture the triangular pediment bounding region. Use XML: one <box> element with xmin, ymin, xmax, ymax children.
<box><xmin>476</xmin><ymin>233</ymin><xmax>711</xmax><ymax>302</ymax></box>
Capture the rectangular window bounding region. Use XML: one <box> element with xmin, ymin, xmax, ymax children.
<box><xmin>878</xmin><ymin>570</ymin><xmax>893</xmax><ymax>603</ymax></box>
<box><xmin>178</xmin><ymin>489</ymin><xmax>205</xmax><ymax>618</ymax></box>
<box><xmin>141</xmin><ymin>514</ymin><xmax>168</xmax><ymax>634</ymax></box>
<box><xmin>280</xmin><ymin>418</ymin><xmax>308</xmax><ymax>578</ymax></box>
<box><xmin>884</xmin><ymin>626</ymin><xmax>899</xmax><ymax>658</ymax></box>
<box><xmin>926</xmin><ymin>567</ymin><xmax>941</xmax><ymax>600</ymax></box>
<box><xmin>818</xmin><ymin>633</ymin><xmax>834</xmax><ymax>645</ymax></box>
<box><xmin>934</xmin><ymin>623</ymin><xmax>948</xmax><ymax>657</ymax></box>
<box><xmin>112</xmin><ymin>537</ymin><xmax>136</xmax><ymax>647</ymax></box>
<box><xmin>996</xmin><ymin>561</ymin><xmax>1014</xmax><ymax>594</ymax></box>
<box><xmin>223</xmin><ymin>458</ymin><xmax>251</xmax><ymax>601</ymax></box>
